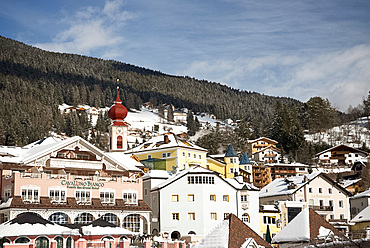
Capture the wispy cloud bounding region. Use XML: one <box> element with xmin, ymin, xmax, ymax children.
<box><xmin>34</xmin><ymin>0</ymin><xmax>134</xmax><ymax>57</ymax></box>
<box><xmin>182</xmin><ymin>45</ymin><xmax>370</xmax><ymax>111</ymax></box>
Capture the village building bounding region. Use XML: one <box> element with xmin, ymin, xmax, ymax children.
<box><xmin>259</xmin><ymin>172</ymin><xmax>351</xmax><ymax>233</ymax></box>
<box><xmin>142</xmin><ymin>166</ymin><xmax>260</xmax><ymax>242</ymax></box>
<box><xmin>127</xmin><ymin>133</ymin><xmax>208</xmax><ymax>172</ymax></box>
<box><xmin>349</xmin><ymin>188</ymin><xmax>370</xmax><ymax>219</ymax></box>
<box><xmin>315</xmin><ymin>144</ymin><xmax>368</xmax><ymax>166</ymax></box>
<box><xmin>265</xmin><ymin>163</ymin><xmax>310</xmax><ymax>180</ymax></box>
<box><xmin>259</xmin><ymin>205</ymin><xmax>281</xmax><ymax>241</ymax></box>
<box><xmin>0</xmin><ymin>91</ymin><xmax>151</xmax><ymax>235</ymax></box>
<box><xmin>246</xmin><ymin>137</ymin><xmax>282</xmax><ymax>164</ymax></box>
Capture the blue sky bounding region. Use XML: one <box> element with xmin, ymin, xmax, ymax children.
<box><xmin>1</xmin><ymin>0</ymin><xmax>370</xmax><ymax>111</ymax></box>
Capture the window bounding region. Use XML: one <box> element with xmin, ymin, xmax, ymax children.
<box><xmin>21</xmin><ymin>187</ymin><xmax>40</xmax><ymax>203</ymax></box>
<box><xmin>188</xmin><ymin>153</ymin><xmax>191</xmax><ymax>157</ymax></box>
<box><xmin>328</xmin><ymin>188</ymin><xmax>332</xmax><ymax>194</ymax></box>
<box><xmin>49</xmin><ymin>188</ymin><xmax>66</xmax><ymax>203</ymax></box>
<box><xmin>263</xmin><ymin>216</ymin><xmax>276</xmax><ymax>225</ymax></box>
<box><xmin>339</xmin><ymin>200</ymin><xmax>344</xmax><ymax>208</ymax></box>
<box><xmin>210</xmin><ymin>213</ymin><xmax>217</xmax><ymax>220</ymax></box>
<box><xmin>123</xmin><ymin>191</ymin><xmax>137</xmax><ymax>204</ymax></box>
<box><xmin>123</xmin><ymin>214</ymin><xmax>140</xmax><ymax>232</ymax></box>
<box><xmin>35</xmin><ymin>237</ymin><xmax>49</xmax><ymax>248</ymax></box>
<box><xmin>144</xmin><ymin>188</ymin><xmax>147</xmax><ymax>195</ymax></box>
<box><xmin>117</xmin><ymin>136</ymin><xmax>123</xmax><ymax>149</ymax></box>
<box><xmin>74</xmin><ymin>212</ymin><xmax>94</xmax><ymax>224</ymax></box>
<box><xmin>223</xmin><ymin>195</ymin><xmax>229</xmax><ymax>202</ymax></box>
<box><xmin>199</xmin><ymin>155</ymin><xmax>202</xmax><ymax>159</ymax></box>
<box><xmin>162</xmin><ymin>153</ymin><xmax>167</xmax><ymax>158</ymax></box>
<box><xmin>329</xmin><ymin>200</ymin><xmax>333</xmax><ymax>207</ymax></box>
<box><xmin>77</xmin><ymin>154</ymin><xmax>89</xmax><ymax>160</ymax></box>
<box><xmin>171</xmin><ymin>194</ymin><xmax>179</xmax><ymax>202</ymax></box>
<box><xmin>241</xmin><ymin>213</ymin><xmax>250</xmax><ymax>223</ymax></box>
<box><xmin>4</xmin><ymin>188</ymin><xmax>11</xmax><ymax>202</ymax></box>
<box><xmin>102</xmin><ymin>213</ymin><xmax>119</xmax><ymax>226</ymax></box>
<box><xmin>172</xmin><ymin>213</ymin><xmax>179</xmax><ymax>221</ymax></box>
<box><xmin>224</xmin><ymin>213</ymin><xmax>230</xmax><ymax>219</ymax></box>
<box><xmin>188</xmin><ymin>212</ymin><xmax>195</xmax><ymax>221</ymax></box>
<box><xmin>230</xmin><ymin>168</ymin><xmax>234</xmax><ymax>174</ymax></box>
<box><xmin>187</xmin><ymin>194</ymin><xmax>195</xmax><ymax>202</ymax></box>
<box><xmin>241</xmin><ymin>195</ymin><xmax>249</xmax><ymax>202</ymax></box>
<box><xmin>182</xmin><ymin>152</ymin><xmax>186</xmax><ymax>157</ymax></box>
<box><xmin>194</xmin><ymin>154</ymin><xmax>196</xmax><ymax>158</ymax></box>
<box><xmin>100</xmin><ymin>190</ymin><xmax>115</xmax><ymax>204</ymax></box>
<box><xmin>167</xmin><ymin>152</ymin><xmax>171</xmax><ymax>157</ymax></box>
<box><xmin>188</xmin><ymin>176</ymin><xmax>214</xmax><ymax>184</ymax></box>
<box><xmin>75</xmin><ymin>190</ymin><xmax>91</xmax><ymax>204</ymax></box>
<box><xmin>210</xmin><ymin>194</ymin><xmax>216</xmax><ymax>201</ymax></box>
<box><xmin>309</xmin><ymin>199</ymin><xmax>314</xmax><ymax>206</ymax></box>
<box><xmin>319</xmin><ymin>188</ymin><xmax>323</xmax><ymax>194</ymax></box>
<box><xmin>147</xmin><ymin>155</ymin><xmax>152</xmax><ymax>159</ymax></box>
<box><xmin>49</xmin><ymin>212</ymin><xmax>69</xmax><ymax>224</ymax></box>
<box><xmin>340</xmin><ymin>214</ymin><xmax>345</xmax><ymax>219</ymax></box>
<box><xmin>308</xmin><ymin>187</ymin><xmax>313</xmax><ymax>193</ymax></box>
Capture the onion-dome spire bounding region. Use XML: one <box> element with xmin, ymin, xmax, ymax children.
<box><xmin>108</xmin><ymin>85</ymin><xmax>128</xmax><ymax>122</ymax></box>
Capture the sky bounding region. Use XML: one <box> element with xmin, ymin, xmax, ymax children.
<box><xmin>1</xmin><ymin>0</ymin><xmax>370</xmax><ymax>112</ymax></box>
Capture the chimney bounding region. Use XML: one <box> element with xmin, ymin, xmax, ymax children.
<box><xmin>164</xmin><ymin>135</ymin><xmax>170</xmax><ymax>144</ymax></box>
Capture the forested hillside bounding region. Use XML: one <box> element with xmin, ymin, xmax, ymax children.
<box><xmin>0</xmin><ymin>35</ymin><xmax>302</xmax><ymax>146</ymax></box>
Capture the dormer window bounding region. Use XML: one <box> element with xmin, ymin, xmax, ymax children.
<box><xmin>49</xmin><ymin>188</ymin><xmax>66</xmax><ymax>204</ymax></box>
<box><xmin>100</xmin><ymin>190</ymin><xmax>115</xmax><ymax>204</ymax></box>
<box><xmin>21</xmin><ymin>187</ymin><xmax>40</xmax><ymax>203</ymax></box>
<box><xmin>123</xmin><ymin>191</ymin><xmax>138</xmax><ymax>205</ymax></box>
<box><xmin>75</xmin><ymin>190</ymin><xmax>91</xmax><ymax>204</ymax></box>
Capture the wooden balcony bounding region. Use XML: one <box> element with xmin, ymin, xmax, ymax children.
<box><xmin>310</xmin><ymin>205</ymin><xmax>333</xmax><ymax>211</ymax></box>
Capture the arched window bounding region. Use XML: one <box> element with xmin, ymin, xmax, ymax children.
<box><xmin>15</xmin><ymin>237</ymin><xmax>30</xmax><ymax>243</ymax></box>
<box><xmin>117</xmin><ymin>136</ymin><xmax>123</xmax><ymax>149</ymax></box>
<box><xmin>241</xmin><ymin>213</ymin><xmax>250</xmax><ymax>223</ymax></box>
<box><xmin>74</xmin><ymin>213</ymin><xmax>94</xmax><ymax>224</ymax></box>
<box><xmin>35</xmin><ymin>237</ymin><xmax>49</xmax><ymax>248</ymax></box>
<box><xmin>102</xmin><ymin>213</ymin><xmax>119</xmax><ymax>226</ymax></box>
<box><xmin>54</xmin><ymin>237</ymin><xmax>63</xmax><ymax>248</ymax></box>
<box><xmin>171</xmin><ymin>231</ymin><xmax>181</xmax><ymax>240</ymax></box>
<box><xmin>123</xmin><ymin>214</ymin><xmax>140</xmax><ymax>232</ymax></box>
<box><xmin>101</xmin><ymin>236</ymin><xmax>114</xmax><ymax>241</ymax></box>
<box><xmin>49</xmin><ymin>212</ymin><xmax>69</xmax><ymax>224</ymax></box>
<box><xmin>66</xmin><ymin>237</ymin><xmax>72</xmax><ymax>248</ymax></box>
<box><xmin>188</xmin><ymin>231</ymin><xmax>196</xmax><ymax>235</ymax></box>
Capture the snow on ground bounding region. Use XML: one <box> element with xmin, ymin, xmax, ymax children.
<box><xmin>305</xmin><ymin>117</ymin><xmax>370</xmax><ymax>148</ymax></box>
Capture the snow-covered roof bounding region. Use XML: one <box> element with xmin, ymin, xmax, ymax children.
<box><xmin>259</xmin><ymin>172</ymin><xmax>321</xmax><ymax>198</ymax></box>
<box><xmin>0</xmin><ymin>136</ymin><xmax>142</xmax><ymax>172</ymax></box>
<box><xmin>247</xmin><ymin>137</ymin><xmax>278</xmax><ymax>144</ymax></box>
<box><xmin>127</xmin><ymin>133</ymin><xmax>208</xmax><ymax>153</ymax></box>
<box><xmin>341</xmin><ymin>179</ymin><xmax>361</xmax><ymax>189</ymax></box>
<box><xmin>351</xmin><ymin>188</ymin><xmax>370</xmax><ymax>199</ymax></box>
<box><xmin>266</xmin><ymin>163</ymin><xmax>309</xmax><ymax>168</ymax></box>
<box><xmin>351</xmin><ymin>205</ymin><xmax>370</xmax><ymax>223</ymax></box>
<box><xmin>151</xmin><ymin>166</ymin><xmax>217</xmax><ymax>191</ymax></box>
<box><xmin>224</xmin><ymin>178</ymin><xmax>259</xmax><ymax>191</ymax></box>
<box><xmin>0</xmin><ymin>212</ymin><xmax>78</xmax><ymax>238</ymax></box>
<box><xmin>252</xmin><ymin>145</ymin><xmax>280</xmax><ymax>155</ymax></box>
<box><xmin>195</xmin><ymin>219</ymin><xmax>230</xmax><ymax>247</ymax></box>
<box><xmin>272</xmin><ymin>207</ymin><xmax>310</xmax><ymax>243</ymax></box>
<box><xmin>141</xmin><ymin>170</ymin><xmax>173</xmax><ymax>180</ymax></box>
<box><xmin>316</xmin><ymin>144</ymin><xmax>368</xmax><ymax>156</ymax></box>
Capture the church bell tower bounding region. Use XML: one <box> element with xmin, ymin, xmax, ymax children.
<box><xmin>108</xmin><ymin>86</ymin><xmax>128</xmax><ymax>151</ymax></box>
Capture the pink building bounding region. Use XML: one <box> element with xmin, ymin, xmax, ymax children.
<box><xmin>0</xmin><ymin>92</ymin><xmax>151</xmax><ymax>241</ymax></box>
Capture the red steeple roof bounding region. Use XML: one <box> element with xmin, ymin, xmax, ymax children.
<box><xmin>108</xmin><ymin>87</ymin><xmax>128</xmax><ymax>124</ymax></box>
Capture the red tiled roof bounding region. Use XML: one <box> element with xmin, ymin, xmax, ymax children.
<box><xmin>228</xmin><ymin>214</ymin><xmax>272</xmax><ymax>248</ymax></box>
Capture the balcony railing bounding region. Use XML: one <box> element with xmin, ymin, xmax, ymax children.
<box><xmin>310</xmin><ymin>205</ymin><xmax>333</xmax><ymax>211</ymax></box>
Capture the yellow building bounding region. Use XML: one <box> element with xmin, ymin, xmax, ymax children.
<box><xmin>259</xmin><ymin>205</ymin><xmax>281</xmax><ymax>241</ymax></box>
<box><xmin>127</xmin><ymin>133</ymin><xmax>208</xmax><ymax>171</ymax></box>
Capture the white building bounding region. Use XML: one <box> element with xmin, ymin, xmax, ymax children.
<box><xmin>142</xmin><ymin>166</ymin><xmax>260</xmax><ymax>240</ymax></box>
<box><xmin>316</xmin><ymin>144</ymin><xmax>368</xmax><ymax>166</ymax></box>
<box><xmin>259</xmin><ymin>172</ymin><xmax>351</xmax><ymax>232</ymax></box>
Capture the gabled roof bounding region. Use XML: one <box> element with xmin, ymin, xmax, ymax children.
<box><xmin>316</xmin><ymin>144</ymin><xmax>368</xmax><ymax>157</ymax></box>
<box><xmin>150</xmin><ymin>166</ymin><xmax>258</xmax><ymax>191</ymax></box>
<box><xmin>351</xmin><ymin>205</ymin><xmax>370</xmax><ymax>223</ymax></box>
<box><xmin>195</xmin><ymin>214</ymin><xmax>272</xmax><ymax>248</ymax></box>
<box><xmin>350</xmin><ymin>188</ymin><xmax>370</xmax><ymax>199</ymax></box>
<box><xmin>127</xmin><ymin>133</ymin><xmax>208</xmax><ymax>153</ymax></box>
<box><xmin>252</xmin><ymin>145</ymin><xmax>280</xmax><ymax>155</ymax></box>
<box><xmin>225</xmin><ymin>144</ymin><xmax>238</xmax><ymax>157</ymax></box>
<box><xmin>259</xmin><ymin>172</ymin><xmax>351</xmax><ymax>199</ymax></box>
<box><xmin>248</xmin><ymin>137</ymin><xmax>278</xmax><ymax>145</ymax></box>
<box><xmin>272</xmin><ymin>208</ymin><xmax>343</xmax><ymax>244</ymax></box>
<box><xmin>0</xmin><ymin>136</ymin><xmax>142</xmax><ymax>172</ymax></box>
<box><xmin>239</xmin><ymin>152</ymin><xmax>251</xmax><ymax>165</ymax></box>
